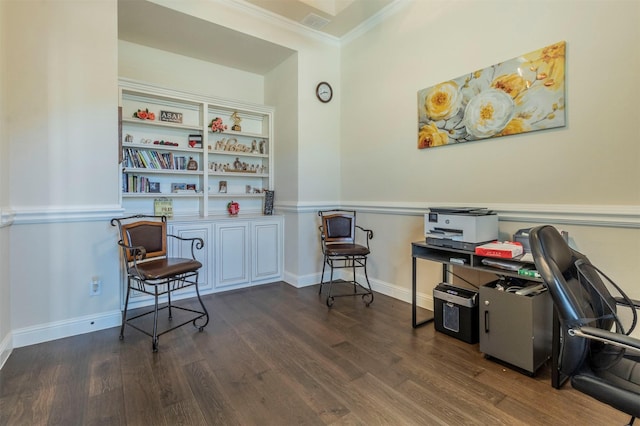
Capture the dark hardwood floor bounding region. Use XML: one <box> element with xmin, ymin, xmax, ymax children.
<box><xmin>0</xmin><ymin>282</ymin><xmax>628</xmax><ymax>425</ymax></box>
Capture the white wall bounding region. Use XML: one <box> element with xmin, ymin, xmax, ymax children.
<box><xmin>4</xmin><ymin>0</ymin><xmax>121</xmax><ymax>345</ymax></box>
<box><xmin>0</xmin><ymin>0</ymin><xmax>11</xmax><ymax>368</ymax></box>
<box><xmin>341</xmin><ymin>0</ymin><xmax>639</xmax><ymax>204</ymax></box>
<box><xmin>265</xmin><ymin>54</ymin><xmax>302</xmax><ymax>277</ymax></box>
<box><xmin>7</xmin><ymin>1</ymin><xmax>119</xmax><ymax>209</ymax></box>
<box><xmin>338</xmin><ymin>0</ymin><xmax>640</xmax><ymax>305</ymax></box>
<box><xmin>119</xmin><ymin>40</ymin><xmax>266</xmax><ymax>104</ymax></box>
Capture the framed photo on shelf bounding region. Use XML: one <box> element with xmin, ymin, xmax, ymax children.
<box><xmin>148</xmin><ymin>181</ymin><xmax>161</xmax><ymax>193</ymax></box>
<box><xmin>186</xmin><ymin>184</ymin><xmax>196</xmax><ymax>191</ymax></box>
<box><xmin>188</xmin><ymin>134</ymin><xmax>202</xmax><ymax>148</ymax></box>
<box><xmin>154</xmin><ymin>198</ymin><xmax>173</xmax><ymax>218</ymax></box>
<box><xmin>219</xmin><ymin>180</ymin><xmax>227</xmax><ymax>193</ymax></box>
<box><xmin>263</xmin><ymin>190</ymin><xmax>274</xmax><ymax>215</ymax></box>
<box><xmin>171</xmin><ymin>183</ymin><xmax>187</xmax><ymax>193</ymax></box>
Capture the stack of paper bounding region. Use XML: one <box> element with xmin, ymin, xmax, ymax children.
<box><xmin>475</xmin><ymin>241</ymin><xmax>524</xmax><ymax>259</ymax></box>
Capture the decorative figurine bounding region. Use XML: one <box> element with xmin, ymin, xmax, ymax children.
<box><xmin>231</xmin><ymin>111</ymin><xmax>242</xmax><ymax>131</ymax></box>
<box><xmin>233</xmin><ymin>157</ymin><xmax>242</xmax><ymax>170</ymax></box>
<box><xmin>187</xmin><ymin>157</ymin><xmax>198</xmax><ymax>171</ymax></box>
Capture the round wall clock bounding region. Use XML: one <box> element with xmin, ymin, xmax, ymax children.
<box><xmin>316</xmin><ymin>82</ymin><xmax>333</xmax><ymax>103</ymax></box>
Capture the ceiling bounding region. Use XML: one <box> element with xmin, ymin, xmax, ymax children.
<box><xmin>118</xmin><ymin>0</ymin><xmax>397</xmax><ymax>75</ymax></box>
<box><xmin>243</xmin><ymin>0</ymin><xmax>396</xmax><ymax>38</ymax></box>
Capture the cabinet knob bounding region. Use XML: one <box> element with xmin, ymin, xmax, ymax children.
<box><xmin>484</xmin><ymin>300</ymin><xmax>490</xmax><ymax>306</ymax></box>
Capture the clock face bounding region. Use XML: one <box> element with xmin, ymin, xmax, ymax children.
<box><xmin>316</xmin><ymin>82</ymin><xmax>333</xmax><ymax>103</ymax></box>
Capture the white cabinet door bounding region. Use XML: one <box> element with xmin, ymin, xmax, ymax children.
<box><xmin>251</xmin><ymin>220</ymin><xmax>282</xmax><ymax>282</ymax></box>
<box><xmin>215</xmin><ymin>222</ymin><xmax>250</xmax><ymax>288</ymax></box>
<box><xmin>169</xmin><ymin>223</ymin><xmax>213</xmax><ymax>292</ymax></box>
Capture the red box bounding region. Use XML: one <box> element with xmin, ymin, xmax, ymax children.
<box><xmin>475</xmin><ymin>241</ymin><xmax>523</xmax><ymax>259</ymax></box>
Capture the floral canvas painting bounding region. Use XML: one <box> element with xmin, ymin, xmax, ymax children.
<box><xmin>417</xmin><ymin>41</ymin><xmax>566</xmax><ymax>149</ymax></box>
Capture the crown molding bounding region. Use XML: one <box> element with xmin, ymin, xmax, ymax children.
<box><xmin>340</xmin><ymin>0</ymin><xmax>412</xmax><ymax>45</ymax></box>
<box><xmin>220</xmin><ymin>0</ymin><xmax>341</xmax><ymax>46</ymax></box>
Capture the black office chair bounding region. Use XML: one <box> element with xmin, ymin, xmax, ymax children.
<box><xmin>318</xmin><ymin>210</ymin><xmax>374</xmax><ymax>307</ymax></box>
<box><xmin>111</xmin><ymin>215</ymin><xmax>209</xmax><ymax>352</ymax></box>
<box><xmin>529</xmin><ymin>225</ymin><xmax>640</xmax><ymax>425</ymax></box>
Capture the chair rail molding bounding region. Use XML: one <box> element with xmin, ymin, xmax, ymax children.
<box><xmin>10</xmin><ymin>204</ymin><xmax>124</xmax><ymax>225</ymax></box>
<box><xmin>0</xmin><ymin>207</ymin><xmax>15</xmax><ymax>228</ymax></box>
<box><xmin>276</xmin><ymin>201</ymin><xmax>640</xmax><ymax>228</ymax></box>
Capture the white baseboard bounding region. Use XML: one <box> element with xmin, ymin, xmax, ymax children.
<box><xmin>0</xmin><ymin>332</ymin><xmax>12</xmax><ymax>370</ymax></box>
<box><xmin>283</xmin><ymin>269</ymin><xmax>433</xmax><ymax>310</ymax></box>
<box><xmin>283</xmin><ymin>270</ymin><xmax>324</xmax><ymax>288</ymax></box>
<box><xmin>12</xmin><ymin>310</ymin><xmax>122</xmax><ymax>349</ymax></box>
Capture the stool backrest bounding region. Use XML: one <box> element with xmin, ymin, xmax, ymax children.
<box><xmin>120</xmin><ymin>220</ymin><xmax>167</xmax><ymax>262</ymax></box>
<box><xmin>322</xmin><ymin>213</ymin><xmax>355</xmax><ymax>245</ymax></box>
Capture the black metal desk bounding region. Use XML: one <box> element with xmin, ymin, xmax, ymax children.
<box><xmin>411</xmin><ymin>240</ymin><xmax>568</xmax><ymax>388</ymax></box>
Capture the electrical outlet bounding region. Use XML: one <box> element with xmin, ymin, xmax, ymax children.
<box><xmin>89</xmin><ymin>277</ymin><xmax>102</xmax><ymax>296</ymax></box>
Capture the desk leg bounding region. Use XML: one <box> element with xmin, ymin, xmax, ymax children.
<box><xmin>412</xmin><ymin>255</ymin><xmax>434</xmax><ymax>328</ymax></box>
<box><xmin>551</xmin><ymin>307</ymin><xmax>569</xmax><ymax>388</ymax></box>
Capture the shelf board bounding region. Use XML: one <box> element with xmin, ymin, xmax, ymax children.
<box><xmin>208</xmin><ymin>172</ymin><xmax>268</xmax><ymax>178</ymax></box>
<box><xmin>122</xmin><ymin>192</ymin><xmax>203</xmax><ymax>198</ymax></box>
<box><xmin>122</xmin><ymin>117</ymin><xmax>202</xmax><ymax>132</ymax></box>
<box><xmin>123</xmin><ymin>168</ymin><xmax>203</xmax><ymax>175</ymax></box>
<box><xmin>208</xmin><ymin>193</ymin><xmax>266</xmax><ymax>198</ymax></box>
<box><xmin>207</xmin><ymin>150</ymin><xmax>268</xmax><ymax>158</ymax></box>
<box><xmin>210</xmin><ymin>129</ymin><xmax>267</xmax><ymax>139</ymax></box>
<box><xmin>123</xmin><ymin>142</ymin><xmax>203</xmax><ymax>154</ymax></box>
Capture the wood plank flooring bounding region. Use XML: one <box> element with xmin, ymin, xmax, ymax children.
<box><xmin>0</xmin><ymin>282</ymin><xmax>629</xmax><ymax>425</ymax></box>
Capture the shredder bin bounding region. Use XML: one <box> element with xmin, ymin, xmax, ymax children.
<box><xmin>433</xmin><ymin>283</ymin><xmax>479</xmax><ymax>343</ymax></box>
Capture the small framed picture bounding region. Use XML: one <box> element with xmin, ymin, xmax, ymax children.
<box><xmin>171</xmin><ymin>183</ymin><xmax>187</xmax><ymax>193</ymax></box>
<box><xmin>188</xmin><ymin>134</ymin><xmax>203</xmax><ymax>148</ymax></box>
<box><xmin>154</xmin><ymin>198</ymin><xmax>173</xmax><ymax>219</ymax></box>
<box><xmin>186</xmin><ymin>183</ymin><xmax>196</xmax><ymax>191</ymax></box>
<box><xmin>263</xmin><ymin>190</ymin><xmax>274</xmax><ymax>215</ymax></box>
<box><xmin>148</xmin><ymin>181</ymin><xmax>161</xmax><ymax>193</ymax></box>
<box><xmin>219</xmin><ymin>180</ymin><xmax>227</xmax><ymax>193</ymax></box>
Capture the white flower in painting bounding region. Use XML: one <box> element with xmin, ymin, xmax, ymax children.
<box><xmin>463</xmin><ymin>89</ymin><xmax>515</xmax><ymax>138</ymax></box>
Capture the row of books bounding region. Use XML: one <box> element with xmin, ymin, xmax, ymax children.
<box><xmin>123</xmin><ymin>148</ymin><xmax>188</xmax><ymax>170</ymax></box>
<box><xmin>122</xmin><ymin>173</ymin><xmax>160</xmax><ymax>193</ymax></box>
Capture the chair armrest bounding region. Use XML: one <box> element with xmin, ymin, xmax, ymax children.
<box><xmin>117</xmin><ymin>240</ymin><xmax>147</xmax><ymax>261</ymax></box>
<box><xmin>355</xmin><ymin>225</ymin><xmax>373</xmax><ymax>249</ymax></box>
<box><xmin>614</xmin><ymin>297</ymin><xmax>640</xmax><ymax>309</ymax></box>
<box><xmin>168</xmin><ymin>234</ymin><xmax>204</xmax><ymax>260</ymax></box>
<box><xmin>571</xmin><ymin>325</ymin><xmax>640</xmax><ymax>353</ymax></box>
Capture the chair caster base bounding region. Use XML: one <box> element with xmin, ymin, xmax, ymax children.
<box><xmin>152</xmin><ymin>338</ymin><xmax>159</xmax><ymax>352</ymax></box>
<box><xmin>119</xmin><ymin>335</ymin><xmax>124</xmax><ymax>341</ymax></box>
<box><xmin>326</xmin><ymin>296</ymin><xmax>335</xmax><ymax>308</ymax></box>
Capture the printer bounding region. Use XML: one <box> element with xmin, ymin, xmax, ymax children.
<box><xmin>425</xmin><ymin>207</ymin><xmax>498</xmax><ymax>251</ymax></box>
